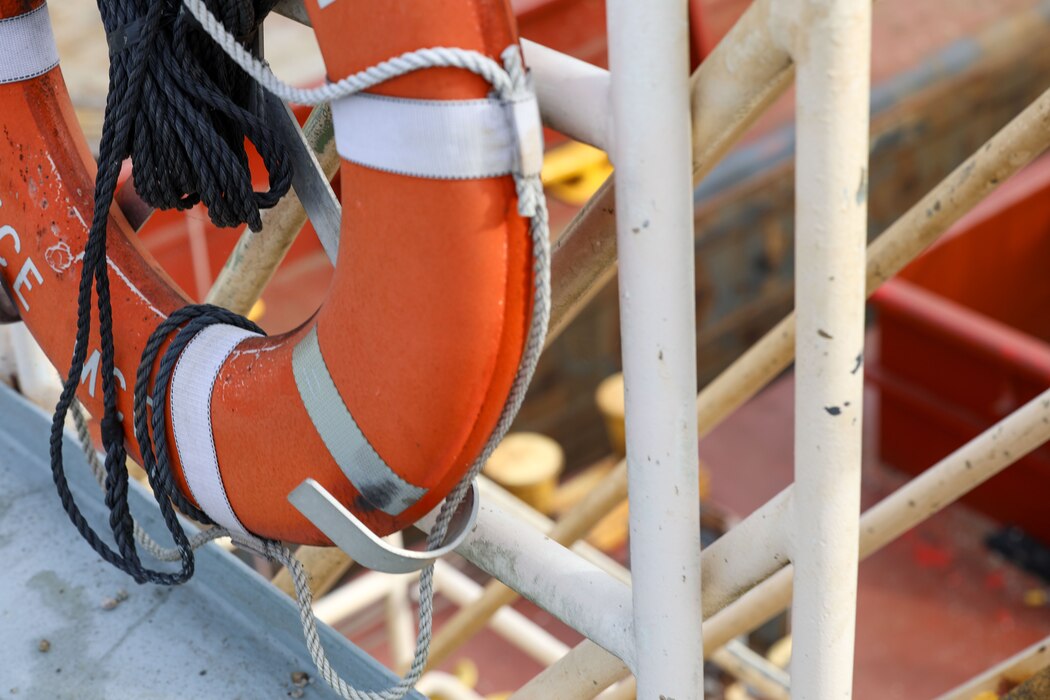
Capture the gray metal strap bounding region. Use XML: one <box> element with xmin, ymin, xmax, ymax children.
<box><xmin>292</xmin><ymin>326</ymin><xmax>427</xmax><ymax>516</ymax></box>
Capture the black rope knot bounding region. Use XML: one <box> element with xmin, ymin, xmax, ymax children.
<box><xmin>99</xmin><ymin>413</ymin><xmax>124</xmax><ymax>446</ymax></box>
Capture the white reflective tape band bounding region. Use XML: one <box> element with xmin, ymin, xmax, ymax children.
<box><xmin>170</xmin><ymin>324</ymin><xmax>262</xmax><ymax>538</ymax></box>
<box><xmin>0</xmin><ymin>5</ymin><xmax>59</xmax><ymax>85</ymax></box>
<box><xmin>331</xmin><ymin>91</ymin><xmax>543</xmax><ymax>180</ymax></box>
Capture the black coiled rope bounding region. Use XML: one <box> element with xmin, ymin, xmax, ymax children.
<box><xmin>49</xmin><ymin>0</ymin><xmax>285</xmax><ymax>585</ymax></box>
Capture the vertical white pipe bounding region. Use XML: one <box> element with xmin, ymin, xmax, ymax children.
<box><xmin>787</xmin><ymin>0</ymin><xmax>871</xmax><ymax>697</ymax></box>
<box><xmin>605</xmin><ymin>0</ymin><xmax>702</xmax><ymax>697</ymax></box>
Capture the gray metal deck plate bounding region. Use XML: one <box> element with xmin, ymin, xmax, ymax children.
<box><xmin>0</xmin><ymin>384</ymin><xmax>423</xmax><ymax>699</ymax></box>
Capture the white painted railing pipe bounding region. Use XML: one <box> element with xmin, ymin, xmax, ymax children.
<box><xmin>314</xmin><ymin>569</ymin><xmax>412</xmax><ymax>625</ymax></box>
<box><xmin>533</xmin><ymin>18</ymin><xmax>1050</xmax><ymax>637</ymax></box>
<box><xmin>497</xmin><ymin>84</ymin><xmax>1050</xmax><ymax>696</ymax></box>
<box><xmin>515</xmin><ymin>636</ymin><xmax>793</xmax><ymax>700</ymax></box>
<box><xmin>594</xmin><ymin>679</ymin><xmax>636</xmax><ymax>700</ymax></box>
<box><xmin>716</xmin><ymin>642</ymin><xmax>791</xmax><ymax>700</ymax></box>
<box><xmin>476</xmin><ymin>476</ymin><xmax>630</xmax><ymax>585</ymax></box>
<box><xmin>701</xmin><ymin>488</ymin><xmax>793</xmax><ymax>618</ymax></box>
<box><xmin>530</xmin><ymin>383</ymin><xmax>1050</xmax><ymax>695</ymax></box>
<box><xmin>314</xmin><ymin>560</ymin><xmax>573</xmax><ymax>670</ymax></box>
<box><xmin>510</xmin><ymin>638</ymin><xmax>631</xmax><ymax>700</ymax></box>
<box><xmin>520</xmin><ymin>39</ymin><xmax>610</xmax><ymax>153</ymax></box>
<box><xmin>458</xmin><ymin>482</ymin><xmax>791</xmax><ymax>695</ymax></box>
<box><xmin>417</xmin><ymin>502</ymin><xmax>635</xmax><ymax>670</ymax></box>
<box><xmin>606</xmin><ymin>0</ymin><xmax>703</xmax><ymax>696</ymax></box>
<box><xmin>432</xmin><ymin>561</ymin><xmax>570</xmax><ymax>667</ymax></box>
<box><xmin>546</xmin><ymin>0</ymin><xmax>791</xmax><ymax>344</ymax></box>
<box><xmin>451</xmin><ymin>480</ymin><xmax>790</xmax><ymax>694</ymax></box>
<box><xmin>785</xmin><ymin>0</ymin><xmax>871</xmax><ymax>696</ymax></box>
<box><xmin>703</xmin><ymin>385</ymin><xmax>1050</xmax><ymax>655</ymax></box>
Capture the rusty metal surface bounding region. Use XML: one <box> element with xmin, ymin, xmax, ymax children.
<box><xmin>0</xmin><ymin>384</ymin><xmax>422</xmax><ymax>699</ymax></box>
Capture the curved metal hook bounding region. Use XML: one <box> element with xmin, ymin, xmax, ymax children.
<box><xmin>288</xmin><ymin>478</ymin><xmax>479</xmax><ymax>574</ymax></box>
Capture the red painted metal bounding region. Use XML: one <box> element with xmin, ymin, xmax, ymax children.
<box><xmin>872</xmin><ymin>153</ymin><xmax>1050</xmax><ymax>543</ymax></box>
<box><xmin>691</xmin><ymin>0</ymin><xmax>752</xmax><ymax>60</ymax></box>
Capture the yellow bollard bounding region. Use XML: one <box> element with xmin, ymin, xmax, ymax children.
<box><xmin>483</xmin><ymin>433</ymin><xmax>565</xmax><ymax>515</ymax></box>
<box><xmin>595</xmin><ymin>373</ymin><xmax>626</xmax><ymax>457</ymax></box>
<box><xmin>540</xmin><ymin>141</ymin><xmax>613</xmax><ymax>206</ymax></box>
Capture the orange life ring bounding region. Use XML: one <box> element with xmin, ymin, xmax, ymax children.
<box><xmin>0</xmin><ymin>0</ymin><xmax>537</xmax><ymax>544</ymax></box>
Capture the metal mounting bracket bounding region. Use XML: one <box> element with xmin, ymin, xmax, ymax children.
<box><xmin>288</xmin><ymin>478</ymin><xmax>479</xmax><ymax>574</ymax></box>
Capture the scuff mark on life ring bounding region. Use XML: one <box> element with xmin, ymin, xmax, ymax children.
<box><xmin>45</xmin><ymin>240</ymin><xmax>73</xmax><ymax>273</ymax></box>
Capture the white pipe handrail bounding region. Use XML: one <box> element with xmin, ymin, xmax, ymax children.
<box><xmin>786</xmin><ymin>1</ymin><xmax>872</xmax><ymax>695</ymax></box>
<box><xmin>605</xmin><ymin>0</ymin><xmax>703</xmax><ymax>697</ymax></box>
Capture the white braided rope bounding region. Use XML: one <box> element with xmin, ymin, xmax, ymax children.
<box><xmin>182</xmin><ymin>0</ymin><xmax>513</xmax><ymax>105</ymax></box>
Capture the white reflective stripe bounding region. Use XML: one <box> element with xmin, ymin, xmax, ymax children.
<box><xmin>0</xmin><ymin>5</ymin><xmax>59</xmax><ymax>85</ymax></box>
<box><xmin>170</xmin><ymin>324</ymin><xmax>262</xmax><ymax>538</ymax></box>
<box><xmin>331</xmin><ymin>92</ymin><xmax>543</xmax><ymax>180</ymax></box>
